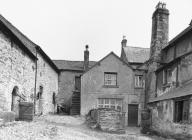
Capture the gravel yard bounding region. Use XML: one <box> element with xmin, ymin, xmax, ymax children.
<box><xmin>0</xmin><ymin>115</ymin><xmax>170</xmax><ymax>140</ymax></box>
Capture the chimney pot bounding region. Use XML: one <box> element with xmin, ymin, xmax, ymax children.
<box><xmin>84</xmin><ymin>45</ymin><xmax>89</xmax><ymax>71</ymax></box>
<box><xmin>121</xmin><ymin>36</ymin><xmax>127</xmax><ymax>48</ymax></box>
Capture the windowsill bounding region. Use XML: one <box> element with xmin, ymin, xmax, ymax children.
<box><xmin>103</xmin><ymin>85</ymin><xmax>119</xmax><ymax>88</ymax></box>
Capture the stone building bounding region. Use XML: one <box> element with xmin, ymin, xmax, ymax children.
<box><xmin>0</xmin><ymin>14</ymin><xmax>59</xmax><ymax>116</ymax></box>
<box><xmin>81</xmin><ymin>44</ymin><xmax>149</xmax><ymax>126</ymax></box>
<box><xmin>145</xmin><ymin>2</ymin><xmax>192</xmax><ymax>139</ymax></box>
<box><xmin>53</xmin><ymin>48</ymin><xmax>96</xmax><ymax>114</ymax></box>
<box><xmin>35</xmin><ymin>46</ymin><xmax>59</xmax><ymax>115</ymax></box>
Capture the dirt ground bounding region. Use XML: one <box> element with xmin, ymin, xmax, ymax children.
<box><xmin>0</xmin><ymin>114</ymin><xmax>171</xmax><ymax>140</ymax></box>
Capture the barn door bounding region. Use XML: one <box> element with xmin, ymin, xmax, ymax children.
<box><xmin>128</xmin><ymin>104</ymin><xmax>138</xmax><ymax>126</ymax></box>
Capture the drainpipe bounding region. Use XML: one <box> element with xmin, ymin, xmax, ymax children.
<box><xmin>34</xmin><ymin>47</ymin><xmax>38</xmax><ymax>114</ymax></box>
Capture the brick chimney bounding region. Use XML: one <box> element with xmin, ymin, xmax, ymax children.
<box><xmin>150</xmin><ymin>2</ymin><xmax>169</xmax><ymax>62</ymax></box>
<box><xmin>121</xmin><ymin>36</ymin><xmax>127</xmax><ymax>48</ymax></box>
<box><xmin>84</xmin><ymin>45</ymin><xmax>89</xmax><ymax>71</ymax></box>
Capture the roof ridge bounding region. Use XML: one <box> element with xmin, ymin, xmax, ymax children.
<box><xmin>53</xmin><ymin>60</ymin><xmax>96</xmax><ymax>62</ymax></box>
<box><xmin>0</xmin><ymin>14</ymin><xmax>37</xmax><ymax>47</ymax></box>
<box><xmin>126</xmin><ymin>46</ymin><xmax>150</xmax><ymax>49</ymax></box>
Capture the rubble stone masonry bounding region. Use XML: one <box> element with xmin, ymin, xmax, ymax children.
<box><xmin>0</xmin><ymin>30</ymin><xmax>35</xmax><ymax>111</ymax></box>
<box><xmin>35</xmin><ymin>52</ymin><xmax>58</xmax><ymax>114</ymax></box>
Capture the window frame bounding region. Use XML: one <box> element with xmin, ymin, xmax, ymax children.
<box><xmin>104</xmin><ymin>72</ymin><xmax>117</xmax><ymax>86</ymax></box>
<box><xmin>174</xmin><ymin>97</ymin><xmax>190</xmax><ymax>123</ymax></box>
<box><xmin>97</xmin><ymin>98</ymin><xmax>123</xmax><ymax>111</ymax></box>
<box><xmin>135</xmin><ymin>75</ymin><xmax>143</xmax><ymax>88</ymax></box>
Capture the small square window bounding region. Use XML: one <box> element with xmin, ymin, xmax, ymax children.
<box><xmin>104</xmin><ymin>73</ymin><xmax>117</xmax><ymax>86</ymax></box>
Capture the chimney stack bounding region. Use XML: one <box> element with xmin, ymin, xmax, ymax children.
<box><xmin>150</xmin><ymin>2</ymin><xmax>169</xmax><ymax>62</ymax></box>
<box><xmin>121</xmin><ymin>36</ymin><xmax>127</xmax><ymax>48</ymax></box>
<box><xmin>84</xmin><ymin>45</ymin><xmax>89</xmax><ymax>71</ymax></box>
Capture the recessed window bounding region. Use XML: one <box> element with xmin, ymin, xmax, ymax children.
<box><xmin>135</xmin><ymin>75</ymin><xmax>143</xmax><ymax>88</ymax></box>
<box><xmin>98</xmin><ymin>98</ymin><xmax>122</xmax><ymax>111</ymax></box>
<box><xmin>174</xmin><ymin>99</ymin><xmax>189</xmax><ymax>123</ymax></box>
<box><xmin>104</xmin><ymin>72</ymin><xmax>117</xmax><ymax>86</ymax></box>
<box><xmin>163</xmin><ymin>68</ymin><xmax>173</xmax><ymax>85</ymax></box>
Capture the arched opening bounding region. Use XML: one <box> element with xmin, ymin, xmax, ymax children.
<box><xmin>37</xmin><ymin>86</ymin><xmax>43</xmax><ymax>115</ymax></box>
<box><xmin>11</xmin><ymin>86</ymin><xmax>19</xmax><ymax>111</ymax></box>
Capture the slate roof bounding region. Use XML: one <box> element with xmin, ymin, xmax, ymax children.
<box><xmin>53</xmin><ymin>60</ymin><xmax>96</xmax><ymax>71</ymax></box>
<box><xmin>149</xmin><ymin>80</ymin><xmax>192</xmax><ymax>103</ymax></box>
<box><xmin>0</xmin><ymin>14</ymin><xmax>59</xmax><ymax>72</ymax></box>
<box><xmin>164</xmin><ymin>25</ymin><xmax>192</xmax><ymax>50</ymax></box>
<box><xmin>0</xmin><ymin>14</ymin><xmax>36</xmax><ymax>56</ymax></box>
<box><xmin>123</xmin><ymin>46</ymin><xmax>150</xmax><ymax>63</ymax></box>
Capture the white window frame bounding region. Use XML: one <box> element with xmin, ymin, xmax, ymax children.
<box><xmin>135</xmin><ymin>75</ymin><xmax>143</xmax><ymax>88</ymax></box>
<box><xmin>98</xmin><ymin>98</ymin><xmax>122</xmax><ymax>111</ymax></box>
<box><xmin>104</xmin><ymin>72</ymin><xmax>117</xmax><ymax>86</ymax></box>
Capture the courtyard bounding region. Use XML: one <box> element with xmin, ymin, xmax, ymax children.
<box><xmin>0</xmin><ymin>114</ymin><xmax>170</xmax><ymax>140</ymax></box>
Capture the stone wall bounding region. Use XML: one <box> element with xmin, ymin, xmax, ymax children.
<box><xmin>0</xmin><ymin>30</ymin><xmax>35</xmax><ymax>111</ymax></box>
<box><xmin>149</xmin><ymin>100</ymin><xmax>192</xmax><ymax>139</ymax></box>
<box><xmin>87</xmin><ymin>108</ymin><xmax>125</xmax><ymax>134</ymax></box>
<box><xmin>81</xmin><ymin>53</ymin><xmax>142</xmax><ymax>126</ymax></box>
<box><xmin>57</xmin><ymin>70</ymin><xmax>82</xmax><ymax>106</ymax></box>
<box><xmin>98</xmin><ymin>108</ymin><xmax>125</xmax><ymax>133</ymax></box>
<box><xmin>35</xmin><ymin>52</ymin><xmax>58</xmax><ymax>114</ymax></box>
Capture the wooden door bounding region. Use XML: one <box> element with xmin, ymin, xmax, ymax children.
<box><xmin>128</xmin><ymin>104</ymin><xmax>138</xmax><ymax>126</ymax></box>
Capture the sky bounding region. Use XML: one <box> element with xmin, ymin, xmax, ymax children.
<box><xmin>0</xmin><ymin>0</ymin><xmax>191</xmax><ymax>61</ymax></box>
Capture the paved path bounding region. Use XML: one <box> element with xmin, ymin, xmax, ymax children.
<box><xmin>0</xmin><ymin>114</ymin><xmax>169</xmax><ymax>140</ymax></box>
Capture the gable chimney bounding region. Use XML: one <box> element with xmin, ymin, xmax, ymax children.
<box><xmin>121</xmin><ymin>36</ymin><xmax>127</xmax><ymax>48</ymax></box>
<box><xmin>150</xmin><ymin>2</ymin><xmax>169</xmax><ymax>62</ymax></box>
<box><xmin>84</xmin><ymin>45</ymin><xmax>89</xmax><ymax>71</ymax></box>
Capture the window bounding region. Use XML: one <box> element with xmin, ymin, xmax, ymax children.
<box><xmin>174</xmin><ymin>99</ymin><xmax>189</xmax><ymax>123</ymax></box>
<box><xmin>163</xmin><ymin>68</ymin><xmax>174</xmax><ymax>85</ymax></box>
<box><xmin>98</xmin><ymin>98</ymin><xmax>122</xmax><ymax>111</ymax></box>
<box><xmin>135</xmin><ymin>75</ymin><xmax>143</xmax><ymax>88</ymax></box>
<box><xmin>104</xmin><ymin>72</ymin><xmax>117</xmax><ymax>86</ymax></box>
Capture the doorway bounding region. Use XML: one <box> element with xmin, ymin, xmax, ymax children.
<box><xmin>128</xmin><ymin>104</ymin><xmax>138</xmax><ymax>126</ymax></box>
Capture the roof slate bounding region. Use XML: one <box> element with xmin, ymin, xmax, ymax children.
<box><xmin>0</xmin><ymin>14</ymin><xmax>59</xmax><ymax>72</ymax></box>
<box><xmin>53</xmin><ymin>60</ymin><xmax>96</xmax><ymax>71</ymax></box>
<box><xmin>149</xmin><ymin>81</ymin><xmax>192</xmax><ymax>103</ymax></box>
<box><xmin>164</xmin><ymin>25</ymin><xmax>192</xmax><ymax>49</ymax></box>
<box><xmin>123</xmin><ymin>46</ymin><xmax>150</xmax><ymax>63</ymax></box>
<box><xmin>0</xmin><ymin>14</ymin><xmax>36</xmax><ymax>56</ymax></box>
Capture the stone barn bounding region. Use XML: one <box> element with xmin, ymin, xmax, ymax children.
<box><xmin>0</xmin><ymin>14</ymin><xmax>59</xmax><ymax>116</ymax></box>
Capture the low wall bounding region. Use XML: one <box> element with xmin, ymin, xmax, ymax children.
<box><xmin>86</xmin><ymin>108</ymin><xmax>125</xmax><ymax>134</ymax></box>
<box><xmin>0</xmin><ymin>111</ymin><xmax>15</xmax><ymax>124</ymax></box>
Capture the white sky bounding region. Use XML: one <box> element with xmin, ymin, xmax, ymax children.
<box><xmin>0</xmin><ymin>0</ymin><xmax>191</xmax><ymax>61</ymax></box>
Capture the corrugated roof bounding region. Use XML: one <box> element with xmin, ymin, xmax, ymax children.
<box><xmin>53</xmin><ymin>60</ymin><xmax>96</xmax><ymax>71</ymax></box>
<box><xmin>149</xmin><ymin>81</ymin><xmax>192</xmax><ymax>103</ymax></box>
<box><xmin>123</xmin><ymin>46</ymin><xmax>150</xmax><ymax>63</ymax></box>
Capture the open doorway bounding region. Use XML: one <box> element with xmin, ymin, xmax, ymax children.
<box><xmin>11</xmin><ymin>86</ymin><xmax>19</xmax><ymax>118</ymax></box>
<box><xmin>37</xmin><ymin>86</ymin><xmax>43</xmax><ymax>115</ymax></box>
